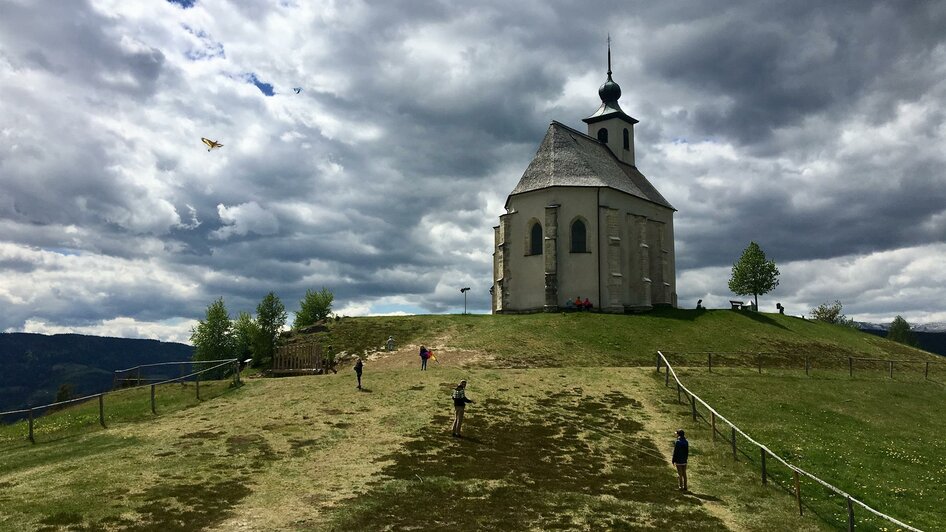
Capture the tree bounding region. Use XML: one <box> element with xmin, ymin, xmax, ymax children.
<box><xmin>294</xmin><ymin>287</ymin><xmax>334</xmax><ymax>328</ymax></box>
<box><xmin>728</xmin><ymin>242</ymin><xmax>780</xmax><ymax>309</ymax></box>
<box><xmin>254</xmin><ymin>292</ymin><xmax>287</xmax><ymax>367</ymax></box>
<box><xmin>887</xmin><ymin>315</ymin><xmax>918</xmax><ymax>347</ymax></box>
<box><xmin>811</xmin><ymin>300</ymin><xmax>844</xmax><ymax>324</ymax></box>
<box><xmin>810</xmin><ymin>300</ymin><xmax>857</xmax><ymax>328</ymax></box>
<box><xmin>191</xmin><ymin>297</ymin><xmax>234</xmax><ymax>362</ymax></box>
<box><xmin>233</xmin><ymin>311</ymin><xmax>259</xmax><ymax>363</ymax></box>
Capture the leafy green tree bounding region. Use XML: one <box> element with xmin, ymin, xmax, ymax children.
<box><xmin>810</xmin><ymin>300</ymin><xmax>857</xmax><ymax>328</ymax></box>
<box><xmin>190</xmin><ymin>297</ymin><xmax>235</xmax><ymax>362</ymax></box>
<box><xmin>887</xmin><ymin>315</ymin><xmax>918</xmax><ymax>347</ymax></box>
<box><xmin>233</xmin><ymin>311</ymin><xmax>259</xmax><ymax>363</ymax></box>
<box><xmin>253</xmin><ymin>292</ymin><xmax>287</xmax><ymax>367</ymax></box>
<box><xmin>728</xmin><ymin>241</ymin><xmax>780</xmax><ymax>309</ymax></box>
<box><xmin>811</xmin><ymin>300</ymin><xmax>844</xmax><ymax>323</ymax></box>
<box><xmin>294</xmin><ymin>287</ymin><xmax>334</xmax><ymax>328</ymax></box>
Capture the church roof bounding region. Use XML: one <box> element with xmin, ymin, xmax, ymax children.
<box><xmin>507</xmin><ymin>121</ymin><xmax>675</xmax><ymax>210</ymax></box>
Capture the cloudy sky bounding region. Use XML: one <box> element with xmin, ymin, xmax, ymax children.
<box><xmin>2</xmin><ymin>0</ymin><xmax>945</xmax><ymax>343</ymax></box>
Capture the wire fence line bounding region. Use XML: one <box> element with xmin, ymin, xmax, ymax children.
<box><xmin>0</xmin><ymin>358</ymin><xmax>240</xmax><ymax>444</ymax></box>
<box><xmin>655</xmin><ymin>350</ymin><xmax>923</xmax><ymax>532</ymax></box>
<box><xmin>659</xmin><ymin>350</ymin><xmax>945</xmax><ymax>382</ymax></box>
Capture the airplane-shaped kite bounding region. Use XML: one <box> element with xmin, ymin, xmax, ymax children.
<box><xmin>201</xmin><ymin>137</ymin><xmax>223</xmax><ymax>151</ymax></box>
<box><xmin>293</xmin><ymin>87</ymin><xmax>302</xmax><ymax>94</ymax></box>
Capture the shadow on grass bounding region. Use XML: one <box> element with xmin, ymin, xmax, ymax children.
<box><xmin>729</xmin><ymin>310</ymin><xmax>790</xmax><ymax>331</ymax></box>
<box><xmin>328</xmin><ymin>389</ymin><xmax>727</xmax><ymax>530</ymax></box>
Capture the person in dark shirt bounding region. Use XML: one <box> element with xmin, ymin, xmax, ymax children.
<box><xmin>353</xmin><ymin>357</ymin><xmax>364</xmax><ymax>390</ymax></box>
<box><xmin>419</xmin><ymin>346</ymin><xmax>430</xmax><ymax>371</ymax></box>
<box><xmin>672</xmin><ymin>429</ymin><xmax>689</xmax><ymax>490</ymax></box>
<box><xmin>451</xmin><ymin>380</ymin><xmax>474</xmax><ymax>437</ymax></box>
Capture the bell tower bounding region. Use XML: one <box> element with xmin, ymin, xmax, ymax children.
<box><xmin>582</xmin><ymin>38</ymin><xmax>638</xmax><ymax>166</ymax></box>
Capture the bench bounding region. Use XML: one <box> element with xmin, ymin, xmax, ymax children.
<box><xmin>729</xmin><ymin>300</ymin><xmax>744</xmax><ymax>310</ymax></box>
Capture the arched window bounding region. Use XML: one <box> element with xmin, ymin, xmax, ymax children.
<box><xmin>623</xmin><ymin>128</ymin><xmax>630</xmax><ymax>150</ymax></box>
<box><xmin>571</xmin><ymin>219</ymin><xmax>587</xmax><ymax>253</ymax></box>
<box><xmin>597</xmin><ymin>128</ymin><xmax>608</xmax><ymax>143</ymax></box>
<box><xmin>529</xmin><ymin>222</ymin><xmax>543</xmax><ymax>255</ymax></box>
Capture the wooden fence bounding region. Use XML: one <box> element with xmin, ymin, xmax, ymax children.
<box><xmin>1</xmin><ymin>359</ymin><xmax>239</xmax><ymax>444</ymax></box>
<box><xmin>272</xmin><ymin>343</ymin><xmax>325</xmax><ymax>376</ymax></box>
<box><xmin>658</xmin><ymin>351</ymin><xmax>944</xmax><ymax>381</ymax></box>
<box><xmin>656</xmin><ymin>351</ymin><xmax>924</xmax><ymax>532</ymax></box>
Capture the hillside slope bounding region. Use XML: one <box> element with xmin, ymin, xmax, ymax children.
<box><xmin>1</xmin><ymin>311</ymin><xmax>941</xmax><ymax>531</ymax></box>
<box><xmin>0</xmin><ymin>333</ymin><xmax>193</xmax><ymax>414</ymax></box>
<box><xmin>306</xmin><ymin>309</ymin><xmax>941</xmax><ymax>367</ymax></box>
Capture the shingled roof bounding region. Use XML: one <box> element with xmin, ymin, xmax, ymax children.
<box><xmin>507</xmin><ymin>121</ymin><xmax>674</xmax><ymax>210</ymax></box>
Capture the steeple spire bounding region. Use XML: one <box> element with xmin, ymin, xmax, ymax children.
<box><xmin>607</xmin><ymin>34</ymin><xmax>612</xmax><ymax>76</ymax></box>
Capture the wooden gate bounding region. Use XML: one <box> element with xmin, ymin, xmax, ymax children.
<box><xmin>272</xmin><ymin>343</ymin><xmax>324</xmax><ymax>376</ymax></box>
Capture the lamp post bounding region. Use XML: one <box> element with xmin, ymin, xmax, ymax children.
<box><xmin>460</xmin><ymin>287</ymin><xmax>471</xmax><ymax>314</ymax></box>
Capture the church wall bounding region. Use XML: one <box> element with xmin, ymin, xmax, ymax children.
<box><xmin>599</xmin><ymin>188</ymin><xmax>677</xmax><ymax>308</ymax></box>
<box><xmin>504</xmin><ymin>188</ymin><xmax>599</xmax><ymax>311</ymax></box>
<box><xmin>500</xmin><ymin>187</ymin><xmax>676</xmax><ymax>312</ymax></box>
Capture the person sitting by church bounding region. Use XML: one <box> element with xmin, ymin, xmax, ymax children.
<box><xmin>564</xmin><ymin>298</ymin><xmax>576</xmax><ymax>312</ymax></box>
<box><xmin>583</xmin><ymin>298</ymin><xmax>593</xmax><ymax>311</ymax></box>
<box><xmin>575</xmin><ymin>296</ymin><xmax>583</xmax><ymax>311</ymax></box>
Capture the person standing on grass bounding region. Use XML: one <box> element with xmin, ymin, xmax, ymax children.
<box><xmin>419</xmin><ymin>345</ymin><xmax>430</xmax><ymax>371</ymax></box>
<box><xmin>672</xmin><ymin>429</ymin><xmax>689</xmax><ymax>490</ymax></box>
<box><xmin>353</xmin><ymin>357</ymin><xmax>364</xmax><ymax>390</ymax></box>
<box><xmin>451</xmin><ymin>380</ymin><xmax>474</xmax><ymax>437</ymax></box>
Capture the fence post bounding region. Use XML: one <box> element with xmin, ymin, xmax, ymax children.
<box><xmin>235</xmin><ymin>360</ymin><xmax>241</xmax><ymax>386</ymax></box>
<box><xmin>757</xmin><ymin>354</ymin><xmax>762</xmax><ymax>374</ymax></box>
<box><xmin>926</xmin><ymin>362</ymin><xmax>930</xmax><ymax>380</ymax></box>
<box><xmin>196</xmin><ymin>373</ymin><xmax>201</xmax><ymax>401</ymax></box>
<box><xmin>151</xmin><ymin>384</ymin><xmax>156</xmax><ymax>414</ymax></box>
<box><xmin>136</xmin><ymin>366</ymin><xmax>141</xmax><ymax>386</ymax></box>
<box><xmin>805</xmin><ymin>356</ymin><xmax>809</xmax><ymax>377</ymax></box>
<box><xmin>711</xmin><ymin>412</ymin><xmax>717</xmax><ymax>441</ymax></box>
<box><xmin>677</xmin><ymin>382</ymin><xmax>681</xmax><ymax>403</ymax></box>
<box><xmin>731</xmin><ymin>427</ymin><xmax>737</xmax><ymax>460</ymax></box>
<box><xmin>761</xmin><ymin>448</ymin><xmax>767</xmax><ymax>485</ymax></box>
<box><xmin>28</xmin><ymin>408</ymin><xmax>34</xmax><ymax>443</ymax></box>
<box><xmin>665</xmin><ymin>366</ymin><xmax>670</xmax><ymax>386</ymax></box>
<box><xmin>656</xmin><ymin>353</ymin><xmax>660</xmax><ymax>372</ymax></box>
<box><xmin>849</xmin><ymin>357</ymin><xmax>853</xmax><ymax>377</ymax></box>
<box><xmin>847</xmin><ymin>497</ymin><xmax>854</xmax><ymax>532</ymax></box>
<box><xmin>691</xmin><ymin>395</ymin><xmax>697</xmax><ymax>422</ymax></box>
<box><xmin>888</xmin><ymin>361</ymin><xmax>893</xmax><ymax>379</ymax></box>
<box><xmin>708</xmin><ymin>353</ymin><xmax>713</xmax><ymax>373</ymax></box>
<box><xmin>794</xmin><ymin>470</ymin><xmax>803</xmax><ymax>516</ymax></box>
<box><xmin>98</xmin><ymin>394</ymin><xmax>106</xmax><ymax>428</ymax></box>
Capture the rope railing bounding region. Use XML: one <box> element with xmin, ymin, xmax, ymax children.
<box><xmin>0</xmin><ymin>359</ymin><xmax>240</xmax><ymax>443</ymax></box>
<box><xmin>655</xmin><ymin>350</ymin><xmax>923</xmax><ymax>532</ymax></box>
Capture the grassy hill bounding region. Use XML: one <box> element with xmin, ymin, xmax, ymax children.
<box><xmin>0</xmin><ymin>310</ymin><xmax>942</xmax><ymax>531</ymax></box>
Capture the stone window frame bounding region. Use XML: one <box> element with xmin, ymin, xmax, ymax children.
<box><xmin>623</xmin><ymin>128</ymin><xmax>630</xmax><ymax>150</ymax></box>
<box><xmin>525</xmin><ymin>218</ymin><xmax>543</xmax><ymax>256</ymax></box>
<box><xmin>597</xmin><ymin>128</ymin><xmax>608</xmax><ymax>143</ymax></box>
<box><xmin>569</xmin><ymin>216</ymin><xmax>590</xmax><ymax>253</ymax></box>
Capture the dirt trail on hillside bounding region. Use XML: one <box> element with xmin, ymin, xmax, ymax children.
<box><xmin>348</xmin><ymin>333</ymin><xmax>495</xmax><ymax>371</ymax></box>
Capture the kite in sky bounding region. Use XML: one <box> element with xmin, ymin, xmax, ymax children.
<box><xmin>201</xmin><ymin>137</ymin><xmax>223</xmax><ymax>151</ymax></box>
<box><xmin>293</xmin><ymin>87</ymin><xmax>302</xmax><ymax>94</ymax></box>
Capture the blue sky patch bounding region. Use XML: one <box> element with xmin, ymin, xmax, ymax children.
<box><xmin>167</xmin><ymin>0</ymin><xmax>197</xmax><ymax>8</ymax></box>
<box><xmin>246</xmin><ymin>73</ymin><xmax>275</xmax><ymax>96</ymax></box>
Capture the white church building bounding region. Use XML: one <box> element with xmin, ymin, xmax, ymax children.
<box><xmin>492</xmin><ymin>51</ymin><xmax>677</xmax><ymax>313</ymax></box>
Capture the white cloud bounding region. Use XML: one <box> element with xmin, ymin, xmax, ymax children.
<box><xmin>212</xmin><ymin>202</ymin><xmax>280</xmax><ymax>240</ymax></box>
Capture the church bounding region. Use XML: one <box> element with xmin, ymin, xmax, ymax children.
<box><xmin>492</xmin><ymin>50</ymin><xmax>677</xmax><ymax>313</ymax></box>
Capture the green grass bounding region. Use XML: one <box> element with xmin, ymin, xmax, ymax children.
<box><xmin>666</xmin><ymin>367</ymin><xmax>944</xmax><ymax>531</ymax></box>
<box><xmin>0</xmin><ymin>311</ymin><xmax>942</xmax><ymax>531</ymax></box>
<box><xmin>312</xmin><ymin>309</ymin><xmax>941</xmax><ymax>367</ymax></box>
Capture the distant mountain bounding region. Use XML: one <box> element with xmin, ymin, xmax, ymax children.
<box><xmin>0</xmin><ymin>333</ymin><xmax>193</xmax><ymax>416</ymax></box>
<box><xmin>858</xmin><ymin>327</ymin><xmax>946</xmax><ymax>358</ymax></box>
